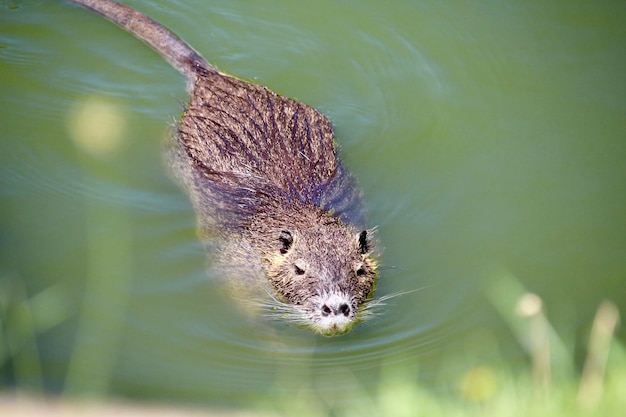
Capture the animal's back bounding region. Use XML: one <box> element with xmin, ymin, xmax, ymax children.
<box><xmin>176</xmin><ymin>70</ymin><xmax>366</xmax><ymax>234</ymax></box>
<box><xmin>182</xmin><ymin>72</ymin><xmax>337</xmax><ymax>192</ymax></box>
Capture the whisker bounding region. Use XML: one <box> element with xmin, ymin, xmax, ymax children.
<box><xmin>360</xmin><ymin>286</ymin><xmax>430</xmax><ymax>317</ymax></box>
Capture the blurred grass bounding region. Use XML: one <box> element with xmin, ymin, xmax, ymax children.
<box><xmin>0</xmin><ymin>276</ymin><xmax>74</xmax><ymax>390</ymax></box>
<box><xmin>64</xmin><ymin>94</ymin><xmax>134</xmax><ymax>396</ymax></box>
<box><xmin>1</xmin><ymin>264</ymin><xmax>623</xmax><ymax>416</ymax></box>
<box><xmin>1</xmin><ymin>94</ymin><xmax>134</xmax><ymax>396</ymax></box>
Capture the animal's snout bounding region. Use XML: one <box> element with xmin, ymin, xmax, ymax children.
<box><xmin>321</xmin><ymin>301</ymin><xmax>351</xmax><ymax>317</ymax></box>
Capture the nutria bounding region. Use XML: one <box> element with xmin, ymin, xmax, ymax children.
<box><xmin>68</xmin><ymin>0</ymin><xmax>380</xmax><ymax>336</ymax></box>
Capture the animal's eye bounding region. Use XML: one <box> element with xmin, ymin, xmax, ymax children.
<box><xmin>356</xmin><ymin>267</ymin><xmax>366</xmax><ymax>276</ymax></box>
<box><xmin>294</xmin><ymin>265</ymin><xmax>306</xmax><ymax>275</ymax></box>
<box><xmin>279</xmin><ymin>230</ymin><xmax>293</xmax><ymax>254</ymax></box>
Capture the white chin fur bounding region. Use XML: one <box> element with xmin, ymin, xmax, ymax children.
<box><xmin>317</xmin><ymin>316</ymin><xmax>351</xmax><ymax>332</ymax></box>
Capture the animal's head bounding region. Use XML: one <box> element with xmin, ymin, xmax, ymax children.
<box><xmin>259</xmin><ymin>216</ymin><xmax>378</xmax><ymax>336</ymax></box>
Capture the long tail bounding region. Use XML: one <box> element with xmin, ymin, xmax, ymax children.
<box><xmin>67</xmin><ymin>0</ymin><xmax>214</xmax><ymax>87</ymax></box>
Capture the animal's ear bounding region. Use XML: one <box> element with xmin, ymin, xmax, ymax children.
<box><xmin>357</xmin><ymin>230</ymin><xmax>370</xmax><ymax>254</ymax></box>
<box><xmin>279</xmin><ymin>230</ymin><xmax>294</xmax><ymax>254</ymax></box>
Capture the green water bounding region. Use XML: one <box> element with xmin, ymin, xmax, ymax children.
<box><xmin>1</xmin><ymin>0</ymin><xmax>625</xmax><ymax>412</ymax></box>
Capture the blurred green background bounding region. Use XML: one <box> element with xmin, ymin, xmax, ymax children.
<box><xmin>1</xmin><ymin>0</ymin><xmax>624</xmax><ymax>415</ymax></box>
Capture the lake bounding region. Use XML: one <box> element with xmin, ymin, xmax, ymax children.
<box><xmin>1</xmin><ymin>0</ymin><xmax>624</xmax><ymax>414</ymax></box>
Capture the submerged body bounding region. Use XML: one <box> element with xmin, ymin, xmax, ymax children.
<box><xmin>69</xmin><ymin>0</ymin><xmax>379</xmax><ymax>336</ymax></box>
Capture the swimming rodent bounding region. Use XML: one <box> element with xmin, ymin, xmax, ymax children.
<box><xmin>68</xmin><ymin>0</ymin><xmax>380</xmax><ymax>336</ymax></box>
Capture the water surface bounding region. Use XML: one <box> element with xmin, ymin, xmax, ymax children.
<box><xmin>1</xmin><ymin>0</ymin><xmax>625</xmax><ymax>412</ymax></box>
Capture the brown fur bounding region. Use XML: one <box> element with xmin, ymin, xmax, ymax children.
<box><xmin>69</xmin><ymin>0</ymin><xmax>379</xmax><ymax>336</ymax></box>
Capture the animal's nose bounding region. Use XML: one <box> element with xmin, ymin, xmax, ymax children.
<box><xmin>321</xmin><ymin>302</ymin><xmax>351</xmax><ymax>317</ymax></box>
